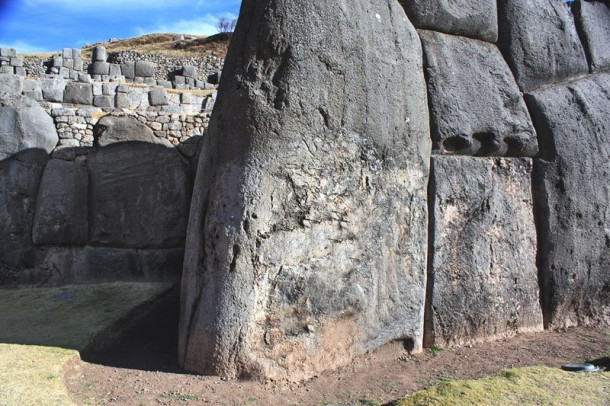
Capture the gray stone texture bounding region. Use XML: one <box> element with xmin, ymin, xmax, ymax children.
<box><xmin>93</xmin><ymin>95</ymin><xmax>114</xmax><ymax>108</ymax></box>
<box><xmin>149</xmin><ymin>88</ymin><xmax>168</xmax><ymax>106</ymax></box>
<box><xmin>63</xmin><ymin>82</ymin><xmax>93</xmax><ymax>105</ymax></box>
<box><xmin>121</xmin><ymin>61</ymin><xmax>135</xmax><ymax>79</ymax></box>
<box><xmin>91</xmin><ymin>61</ymin><xmax>110</xmax><ymax>76</ymax></box>
<box><xmin>399</xmin><ymin>0</ymin><xmax>498</xmax><ymax>42</ymax></box>
<box><xmin>94</xmin><ymin>116</ymin><xmax>171</xmax><ymax>147</ymax></box>
<box><xmin>0</xmin><ymin>150</ymin><xmax>48</xmax><ymax>281</ymax></box>
<box><xmin>88</xmin><ymin>142</ymin><xmax>191</xmax><ymax>249</ymax></box>
<box><xmin>426</xmin><ymin>156</ymin><xmax>543</xmax><ymax>347</ymax></box>
<box><xmin>180</xmin><ymin>0</ymin><xmax>431</xmax><ymax>381</ymax></box>
<box><xmin>497</xmin><ymin>0</ymin><xmax>589</xmax><ymax>92</ymax></box>
<box><xmin>182</xmin><ymin>66</ymin><xmax>197</xmax><ymax>78</ymax></box>
<box><xmin>135</xmin><ymin>61</ymin><xmax>155</xmax><ymax>78</ymax></box>
<box><xmin>0</xmin><ymin>93</ymin><xmax>58</xmax><ymax>160</ymax></box>
<box><xmin>574</xmin><ymin>0</ymin><xmax>610</xmax><ymax>72</ymax></box>
<box><xmin>0</xmin><ymin>74</ymin><xmax>24</xmax><ymax>94</ymax></box>
<box><xmin>526</xmin><ymin>73</ymin><xmax>610</xmax><ymax>328</ymax></box>
<box><xmin>92</xmin><ymin>46</ymin><xmax>107</xmax><ymax>62</ymax></box>
<box><xmin>72</xmin><ymin>246</ymin><xmax>142</xmax><ymax>282</ymax></box>
<box><xmin>419</xmin><ymin>30</ymin><xmax>538</xmax><ymax>157</ymax></box>
<box><xmin>138</xmin><ymin>248</ymin><xmax>185</xmax><ymax>280</ymax></box>
<box><xmin>32</xmin><ymin>159</ymin><xmax>88</xmax><ymax>246</ymax></box>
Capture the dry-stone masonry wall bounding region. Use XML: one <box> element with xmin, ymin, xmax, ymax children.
<box><xmin>0</xmin><ymin>45</ymin><xmax>217</xmax><ymax>286</ymax></box>
<box><xmin>179</xmin><ymin>0</ymin><xmax>610</xmax><ymax>381</ymax></box>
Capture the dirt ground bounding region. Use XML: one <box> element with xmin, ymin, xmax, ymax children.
<box><xmin>63</xmin><ymin>292</ymin><xmax>610</xmax><ymax>405</ymax></box>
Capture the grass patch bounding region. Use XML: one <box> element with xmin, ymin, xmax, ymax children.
<box><xmin>0</xmin><ymin>282</ymin><xmax>173</xmax><ymax>351</ymax></box>
<box><xmin>427</xmin><ymin>345</ymin><xmax>444</xmax><ymax>355</ymax></box>
<box><xmin>392</xmin><ymin>366</ymin><xmax>610</xmax><ymax>405</ymax></box>
<box><xmin>0</xmin><ymin>344</ymin><xmax>78</xmax><ymax>406</ymax></box>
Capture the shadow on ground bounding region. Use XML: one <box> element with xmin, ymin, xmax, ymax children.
<box><xmin>80</xmin><ymin>284</ymin><xmax>188</xmax><ymax>374</ymax></box>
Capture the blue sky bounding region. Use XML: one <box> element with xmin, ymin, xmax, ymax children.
<box><xmin>0</xmin><ymin>0</ymin><xmax>242</xmax><ymax>53</ymax></box>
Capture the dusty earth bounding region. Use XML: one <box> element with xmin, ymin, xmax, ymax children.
<box><xmin>64</xmin><ymin>290</ymin><xmax>610</xmax><ymax>405</ymax></box>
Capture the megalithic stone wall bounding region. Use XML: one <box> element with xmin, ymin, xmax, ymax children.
<box><xmin>180</xmin><ymin>0</ymin><xmax>610</xmax><ymax>380</ymax></box>
<box><xmin>179</xmin><ymin>0</ymin><xmax>431</xmax><ymax>380</ymax></box>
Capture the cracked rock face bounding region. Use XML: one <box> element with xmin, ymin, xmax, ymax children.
<box><xmin>179</xmin><ymin>0</ymin><xmax>431</xmax><ymax>381</ymax></box>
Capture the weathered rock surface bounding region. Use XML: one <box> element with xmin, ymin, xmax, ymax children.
<box><xmin>527</xmin><ymin>73</ymin><xmax>610</xmax><ymax>328</ymax></box>
<box><xmin>574</xmin><ymin>0</ymin><xmax>610</xmax><ymax>73</ymax></box>
<box><xmin>0</xmin><ymin>94</ymin><xmax>58</xmax><ymax>160</ymax></box>
<box><xmin>419</xmin><ymin>30</ymin><xmax>538</xmax><ymax>157</ymax></box>
<box><xmin>180</xmin><ymin>0</ymin><xmax>431</xmax><ymax>380</ymax></box>
<box><xmin>0</xmin><ymin>74</ymin><xmax>24</xmax><ymax>94</ymax></box>
<box><xmin>497</xmin><ymin>0</ymin><xmax>588</xmax><ymax>92</ymax></box>
<box><xmin>32</xmin><ymin>159</ymin><xmax>88</xmax><ymax>246</ymax></box>
<box><xmin>94</xmin><ymin>116</ymin><xmax>171</xmax><ymax>147</ymax></box>
<box><xmin>88</xmin><ymin>142</ymin><xmax>191</xmax><ymax>249</ymax></box>
<box><xmin>425</xmin><ymin>156</ymin><xmax>543</xmax><ymax>347</ymax></box>
<box><xmin>138</xmin><ymin>248</ymin><xmax>185</xmax><ymax>280</ymax></box>
<box><xmin>0</xmin><ymin>150</ymin><xmax>48</xmax><ymax>281</ymax></box>
<box><xmin>399</xmin><ymin>0</ymin><xmax>498</xmax><ymax>42</ymax></box>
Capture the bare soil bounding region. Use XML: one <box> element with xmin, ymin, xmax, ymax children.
<box><xmin>64</xmin><ymin>291</ymin><xmax>610</xmax><ymax>405</ymax></box>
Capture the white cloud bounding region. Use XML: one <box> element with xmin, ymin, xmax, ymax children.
<box><xmin>23</xmin><ymin>0</ymin><xmax>185</xmax><ymax>11</ymax></box>
<box><xmin>0</xmin><ymin>40</ymin><xmax>52</xmax><ymax>54</ymax></box>
<box><xmin>136</xmin><ymin>13</ymin><xmax>238</xmax><ymax>37</ymax></box>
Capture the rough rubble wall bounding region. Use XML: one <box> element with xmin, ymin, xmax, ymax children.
<box><xmin>179</xmin><ymin>0</ymin><xmax>610</xmax><ymax>380</ymax></box>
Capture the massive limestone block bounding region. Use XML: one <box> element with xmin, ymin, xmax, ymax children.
<box><xmin>426</xmin><ymin>156</ymin><xmax>543</xmax><ymax>347</ymax></box>
<box><xmin>398</xmin><ymin>0</ymin><xmax>498</xmax><ymax>42</ymax></box>
<box><xmin>419</xmin><ymin>31</ymin><xmax>538</xmax><ymax>157</ymax></box>
<box><xmin>574</xmin><ymin>0</ymin><xmax>610</xmax><ymax>72</ymax></box>
<box><xmin>180</xmin><ymin>0</ymin><xmax>431</xmax><ymax>380</ymax></box>
<box><xmin>94</xmin><ymin>115</ymin><xmax>171</xmax><ymax>147</ymax></box>
<box><xmin>0</xmin><ymin>74</ymin><xmax>24</xmax><ymax>94</ymax></box>
<box><xmin>526</xmin><ymin>73</ymin><xmax>610</xmax><ymax>328</ymax></box>
<box><xmin>0</xmin><ymin>94</ymin><xmax>58</xmax><ymax>160</ymax></box>
<box><xmin>0</xmin><ymin>150</ymin><xmax>48</xmax><ymax>281</ymax></box>
<box><xmin>32</xmin><ymin>159</ymin><xmax>88</xmax><ymax>246</ymax></box>
<box><xmin>63</xmin><ymin>82</ymin><xmax>93</xmax><ymax>105</ymax></box>
<box><xmin>497</xmin><ymin>0</ymin><xmax>589</xmax><ymax>92</ymax></box>
<box><xmin>88</xmin><ymin>142</ymin><xmax>191</xmax><ymax>249</ymax></box>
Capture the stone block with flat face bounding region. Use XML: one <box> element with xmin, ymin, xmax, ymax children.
<box><xmin>88</xmin><ymin>142</ymin><xmax>191</xmax><ymax>249</ymax></box>
<box><xmin>526</xmin><ymin>73</ymin><xmax>610</xmax><ymax>328</ymax></box>
<box><xmin>398</xmin><ymin>0</ymin><xmax>498</xmax><ymax>42</ymax></box>
<box><xmin>420</xmin><ymin>30</ymin><xmax>538</xmax><ymax>157</ymax></box>
<box><xmin>63</xmin><ymin>82</ymin><xmax>93</xmax><ymax>105</ymax></box>
<box><xmin>426</xmin><ymin>156</ymin><xmax>543</xmax><ymax>347</ymax></box>
<box><xmin>497</xmin><ymin>0</ymin><xmax>588</xmax><ymax>92</ymax></box>
<box><xmin>135</xmin><ymin>61</ymin><xmax>155</xmax><ymax>77</ymax></box>
<box><xmin>32</xmin><ymin>159</ymin><xmax>88</xmax><ymax>246</ymax></box>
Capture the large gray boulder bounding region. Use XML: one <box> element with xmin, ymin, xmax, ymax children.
<box><xmin>0</xmin><ymin>150</ymin><xmax>48</xmax><ymax>281</ymax></box>
<box><xmin>88</xmin><ymin>142</ymin><xmax>191</xmax><ymax>249</ymax></box>
<box><xmin>94</xmin><ymin>115</ymin><xmax>171</xmax><ymax>147</ymax></box>
<box><xmin>180</xmin><ymin>0</ymin><xmax>431</xmax><ymax>380</ymax></box>
<box><xmin>573</xmin><ymin>0</ymin><xmax>610</xmax><ymax>73</ymax></box>
<box><xmin>527</xmin><ymin>73</ymin><xmax>610</xmax><ymax>328</ymax></box>
<box><xmin>0</xmin><ymin>94</ymin><xmax>58</xmax><ymax>160</ymax></box>
<box><xmin>398</xmin><ymin>0</ymin><xmax>498</xmax><ymax>42</ymax></box>
<box><xmin>497</xmin><ymin>0</ymin><xmax>589</xmax><ymax>92</ymax></box>
<box><xmin>426</xmin><ymin>156</ymin><xmax>543</xmax><ymax>347</ymax></box>
<box><xmin>419</xmin><ymin>31</ymin><xmax>538</xmax><ymax>157</ymax></box>
<box><xmin>32</xmin><ymin>159</ymin><xmax>88</xmax><ymax>246</ymax></box>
